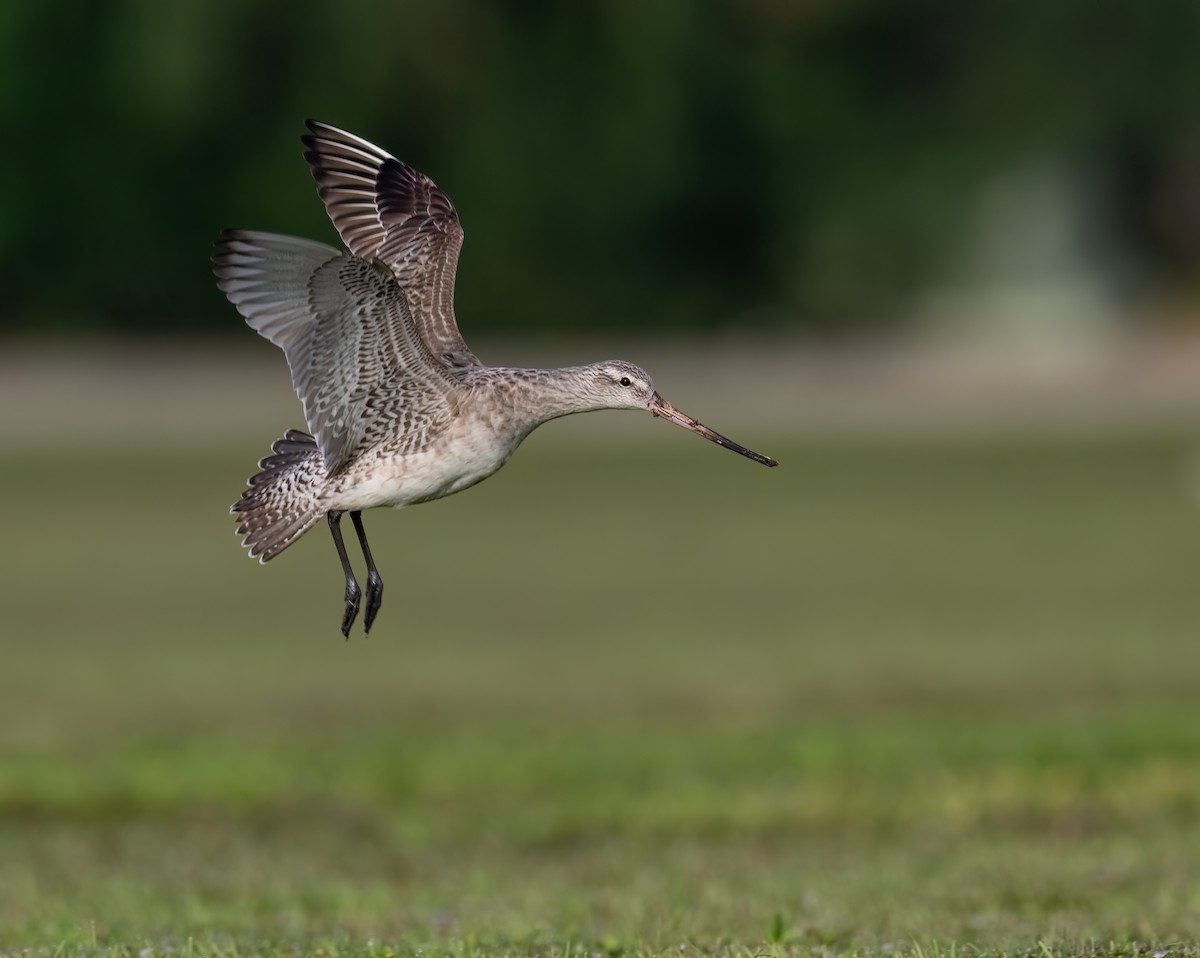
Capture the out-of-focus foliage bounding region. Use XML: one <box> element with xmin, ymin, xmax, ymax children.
<box><xmin>3</xmin><ymin>0</ymin><xmax>1198</xmax><ymax>334</ymax></box>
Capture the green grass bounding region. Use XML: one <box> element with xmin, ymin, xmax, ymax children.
<box><xmin>1</xmin><ymin>425</ymin><xmax>1199</xmax><ymax>956</ymax></box>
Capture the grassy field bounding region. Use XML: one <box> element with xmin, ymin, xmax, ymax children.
<box><xmin>1</xmin><ymin>412</ymin><xmax>1198</xmax><ymax>956</ymax></box>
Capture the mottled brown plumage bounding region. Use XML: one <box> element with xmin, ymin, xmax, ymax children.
<box><xmin>214</xmin><ymin>121</ymin><xmax>776</xmax><ymax>637</ymax></box>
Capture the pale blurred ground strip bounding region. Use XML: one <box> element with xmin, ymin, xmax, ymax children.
<box><xmin>2</xmin><ymin>331</ymin><xmax>1199</xmax><ymax>447</ymax></box>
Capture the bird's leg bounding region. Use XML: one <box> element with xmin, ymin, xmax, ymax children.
<box><xmin>350</xmin><ymin>511</ymin><xmax>384</xmax><ymax>634</ymax></box>
<box><xmin>328</xmin><ymin>511</ymin><xmax>361</xmax><ymax>638</ymax></box>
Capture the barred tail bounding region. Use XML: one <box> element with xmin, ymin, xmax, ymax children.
<box><xmin>232</xmin><ymin>429</ymin><xmax>327</xmax><ymax>562</ymax></box>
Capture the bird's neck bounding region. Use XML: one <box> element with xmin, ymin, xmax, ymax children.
<box><xmin>482</xmin><ymin>365</ymin><xmax>607</xmax><ymax>433</ymax></box>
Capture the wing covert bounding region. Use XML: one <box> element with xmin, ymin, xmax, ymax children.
<box><xmin>302</xmin><ymin>121</ymin><xmax>480</xmax><ymax>369</ymax></box>
<box><xmin>213</xmin><ymin>229</ymin><xmax>460</xmax><ymax>475</ymax></box>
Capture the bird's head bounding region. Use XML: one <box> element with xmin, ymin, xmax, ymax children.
<box><xmin>586</xmin><ymin>360</ymin><xmax>778</xmax><ymax>467</ymax></box>
<box><xmin>584</xmin><ymin>360</ymin><xmax>658</xmax><ymax>410</ymax></box>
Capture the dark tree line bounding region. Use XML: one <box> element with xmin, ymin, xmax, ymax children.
<box><xmin>3</xmin><ymin>0</ymin><xmax>1197</xmax><ymax>335</ymax></box>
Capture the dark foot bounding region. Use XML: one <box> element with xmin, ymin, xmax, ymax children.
<box><xmin>329</xmin><ymin>511</ymin><xmax>363</xmax><ymax>640</ymax></box>
<box><xmin>341</xmin><ymin>579</ymin><xmax>362</xmax><ymax>638</ymax></box>
<box><xmin>363</xmin><ymin>571</ymin><xmax>384</xmax><ymax>634</ymax></box>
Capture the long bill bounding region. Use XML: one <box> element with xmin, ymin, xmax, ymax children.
<box><xmin>649</xmin><ymin>393</ymin><xmax>778</xmax><ymax>467</ymax></box>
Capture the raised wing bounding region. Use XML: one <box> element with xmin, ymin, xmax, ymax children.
<box><xmin>301</xmin><ymin>120</ymin><xmax>480</xmax><ymax>369</ymax></box>
<box><xmin>213</xmin><ymin>230</ymin><xmax>460</xmax><ymax>475</ymax></box>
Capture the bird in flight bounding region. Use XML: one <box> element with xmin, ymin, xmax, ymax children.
<box><xmin>214</xmin><ymin>121</ymin><xmax>777</xmax><ymax>637</ymax></box>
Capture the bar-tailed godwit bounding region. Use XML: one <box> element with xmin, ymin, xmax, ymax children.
<box><xmin>214</xmin><ymin>121</ymin><xmax>777</xmax><ymax>637</ymax></box>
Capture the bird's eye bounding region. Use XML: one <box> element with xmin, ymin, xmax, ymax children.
<box><xmin>619</xmin><ymin>377</ymin><xmax>632</xmax><ymax>387</ymax></box>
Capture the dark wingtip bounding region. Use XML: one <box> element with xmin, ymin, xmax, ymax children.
<box><xmin>214</xmin><ymin>226</ymin><xmax>243</xmax><ymax>247</ymax></box>
<box><xmin>301</xmin><ymin>120</ymin><xmax>327</xmax><ymax>158</ymax></box>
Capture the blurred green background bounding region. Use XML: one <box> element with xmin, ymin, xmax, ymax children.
<box><xmin>2</xmin><ymin>1</ymin><xmax>1200</xmax><ymax>954</ymax></box>
<box><xmin>3</xmin><ymin>0</ymin><xmax>1200</xmax><ymax>335</ymax></box>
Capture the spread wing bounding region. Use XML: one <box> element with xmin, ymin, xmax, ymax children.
<box><xmin>213</xmin><ymin>230</ymin><xmax>461</xmax><ymax>476</ymax></box>
<box><xmin>301</xmin><ymin>120</ymin><xmax>480</xmax><ymax>370</ymax></box>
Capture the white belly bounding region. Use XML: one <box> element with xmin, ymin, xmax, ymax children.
<box><xmin>323</xmin><ymin>421</ymin><xmax>522</xmax><ymax>512</ymax></box>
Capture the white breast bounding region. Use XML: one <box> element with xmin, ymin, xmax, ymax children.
<box><xmin>322</xmin><ymin>416</ymin><xmax>523</xmax><ymax>512</ymax></box>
